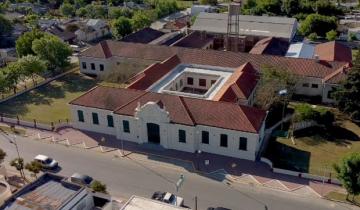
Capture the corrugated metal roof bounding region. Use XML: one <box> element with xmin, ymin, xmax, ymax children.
<box><xmin>191</xmin><ymin>12</ymin><xmax>297</xmax><ymax>39</ymax></box>
<box><xmin>3</xmin><ymin>174</ymin><xmax>83</xmax><ymax>210</ymax></box>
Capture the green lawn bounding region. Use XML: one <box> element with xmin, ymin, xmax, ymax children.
<box><xmin>325</xmin><ymin>191</ymin><xmax>360</xmax><ymax>206</ymax></box>
<box><xmin>265</xmin><ymin>109</ymin><xmax>360</xmax><ymax>176</ymax></box>
<box><xmin>0</xmin><ymin>72</ymin><xmax>97</xmax><ymax>124</ymax></box>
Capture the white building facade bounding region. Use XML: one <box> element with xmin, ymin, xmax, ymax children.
<box><xmin>70</xmin><ymin>88</ymin><xmax>267</xmax><ymax>161</ymax></box>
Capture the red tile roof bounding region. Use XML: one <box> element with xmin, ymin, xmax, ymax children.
<box><xmin>314</xmin><ymin>41</ymin><xmax>352</xmax><ymax>63</ymax></box>
<box><xmin>69</xmin><ymin>86</ymin><xmax>145</xmax><ymax>110</ymax></box>
<box><xmin>249</xmin><ymin>37</ymin><xmax>289</xmax><ymax>56</ymax></box>
<box><xmin>81</xmin><ymin>41</ymin><xmax>348</xmax><ymax>80</ymax></box>
<box><xmin>127</xmin><ymin>55</ymin><xmax>181</xmax><ymax>90</ymax></box>
<box><xmin>323</xmin><ymin>65</ymin><xmax>350</xmax><ymax>84</ymax></box>
<box><xmin>70</xmin><ymin>86</ymin><xmax>266</xmax><ymax>133</ymax></box>
<box><xmin>213</xmin><ymin>62</ymin><xmax>259</xmax><ymax>102</ymax></box>
<box><xmin>172</xmin><ymin>31</ymin><xmax>214</xmax><ymax>49</ymax></box>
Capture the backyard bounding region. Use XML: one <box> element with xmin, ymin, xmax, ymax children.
<box><xmin>0</xmin><ymin>72</ymin><xmax>98</xmax><ymax>124</ymax></box>
<box><xmin>265</xmin><ymin>106</ymin><xmax>360</xmax><ymax>176</ymax></box>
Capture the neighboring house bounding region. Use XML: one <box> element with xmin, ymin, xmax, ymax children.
<box><xmin>122</xmin><ymin>28</ymin><xmax>165</xmax><ymax>44</ymax></box>
<box><xmin>0</xmin><ymin>48</ymin><xmax>17</xmax><ymax>63</ymax></box>
<box><xmin>75</xmin><ymin>19</ymin><xmax>111</xmax><ymax>42</ymax></box>
<box><xmin>78</xmin><ymin>40</ymin><xmax>350</xmax><ymax>104</ymax></box>
<box><xmin>0</xmin><ymin>173</ymin><xmax>113</xmax><ymax>210</ymax></box>
<box><xmin>286</xmin><ymin>41</ymin><xmax>352</xmax><ymax>63</ymax></box>
<box><xmin>38</xmin><ymin>19</ymin><xmax>59</xmax><ymax>30</ymax></box>
<box><xmin>286</xmin><ymin>42</ymin><xmax>315</xmax><ymax>59</ymax></box>
<box><xmin>163</xmin><ymin>16</ymin><xmax>189</xmax><ymax>32</ymax></box>
<box><xmin>191</xmin><ymin>5</ymin><xmax>215</xmax><ymax>16</ymax></box>
<box><xmin>314</xmin><ymin>41</ymin><xmax>352</xmax><ymax>63</ymax></box>
<box><xmin>46</xmin><ymin>25</ymin><xmax>76</xmax><ymax>43</ymax></box>
<box><xmin>9</xmin><ymin>3</ymin><xmax>48</xmax><ymax>15</ymax></box>
<box><xmin>249</xmin><ymin>37</ymin><xmax>289</xmax><ymax>56</ymax></box>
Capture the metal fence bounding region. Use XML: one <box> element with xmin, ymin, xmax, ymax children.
<box><xmin>0</xmin><ymin>113</ymin><xmax>71</xmax><ymax>131</ymax></box>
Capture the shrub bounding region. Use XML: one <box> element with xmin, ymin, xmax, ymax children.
<box><xmin>91</xmin><ymin>180</ymin><xmax>107</xmax><ymax>193</ymax></box>
<box><xmin>308</xmin><ymin>32</ymin><xmax>318</xmax><ymax>41</ymax></box>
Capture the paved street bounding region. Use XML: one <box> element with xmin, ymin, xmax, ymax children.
<box><xmin>0</xmin><ymin>134</ymin><xmax>358</xmax><ymax>210</ymax></box>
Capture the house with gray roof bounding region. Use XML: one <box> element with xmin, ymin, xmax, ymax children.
<box><xmin>1</xmin><ymin>173</ymin><xmax>113</xmax><ymax>210</ymax></box>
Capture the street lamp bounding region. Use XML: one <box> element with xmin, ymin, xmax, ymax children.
<box><xmin>278</xmin><ymin>89</ymin><xmax>288</xmax><ymax>131</ymax></box>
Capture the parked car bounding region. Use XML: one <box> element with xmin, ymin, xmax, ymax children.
<box><xmin>34</xmin><ymin>154</ymin><xmax>58</xmax><ymax>170</ymax></box>
<box><xmin>69</xmin><ymin>173</ymin><xmax>93</xmax><ymax>186</ymax></box>
<box><xmin>207</xmin><ymin>207</ymin><xmax>231</xmax><ymax>210</ymax></box>
<box><xmin>151</xmin><ymin>191</ymin><xmax>184</xmax><ymax>207</ymax></box>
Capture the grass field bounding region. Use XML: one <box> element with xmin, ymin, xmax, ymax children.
<box><xmin>325</xmin><ymin>191</ymin><xmax>360</xmax><ymax>206</ymax></box>
<box><xmin>0</xmin><ymin>72</ymin><xmax>97</xmax><ymax>124</ymax></box>
<box><xmin>265</xmin><ymin>109</ymin><xmax>360</xmax><ymax>176</ymax></box>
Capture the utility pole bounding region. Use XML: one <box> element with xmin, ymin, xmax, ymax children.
<box><xmin>194</xmin><ymin>196</ymin><xmax>198</xmax><ymax>210</ymax></box>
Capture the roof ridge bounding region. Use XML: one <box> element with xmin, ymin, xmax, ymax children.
<box><xmin>178</xmin><ymin>96</ymin><xmax>196</xmax><ymax>125</ymax></box>
<box><xmin>113</xmin><ymin>91</ymin><xmax>148</xmax><ymax>113</ymax></box>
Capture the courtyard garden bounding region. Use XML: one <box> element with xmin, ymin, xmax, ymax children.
<box><xmin>0</xmin><ymin>71</ymin><xmax>98</xmax><ymax>124</ymax></box>
<box><xmin>265</xmin><ymin>103</ymin><xmax>360</xmax><ymax>177</ymax></box>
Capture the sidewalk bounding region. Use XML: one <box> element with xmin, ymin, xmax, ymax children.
<box><xmin>1</xmin><ymin>122</ymin><xmax>343</xmax><ymax>198</ymax></box>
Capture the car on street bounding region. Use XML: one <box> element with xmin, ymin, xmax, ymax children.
<box><xmin>151</xmin><ymin>191</ymin><xmax>184</xmax><ymax>207</ymax></box>
<box><xmin>69</xmin><ymin>173</ymin><xmax>94</xmax><ymax>186</ymax></box>
<box><xmin>207</xmin><ymin>207</ymin><xmax>231</xmax><ymax>210</ymax></box>
<box><xmin>34</xmin><ymin>154</ymin><xmax>58</xmax><ymax>170</ymax></box>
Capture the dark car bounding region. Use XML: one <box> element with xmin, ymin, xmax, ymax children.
<box><xmin>69</xmin><ymin>173</ymin><xmax>94</xmax><ymax>186</ymax></box>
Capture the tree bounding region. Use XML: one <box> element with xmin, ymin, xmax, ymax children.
<box><xmin>326</xmin><ymin>30</ymin><xmax>337</xmax><ymax>41</ymax></box>
<box><xmin>109</xmin><ymin>7</ymin><xmax>133</xmax><ymax>19</ymax></box>
<box><xmin>25</xmin><ymin>160</ymin><xmax>43</xmax><ymax>178</ymax></box>
<box><xmin>0</xmin><ymin>71</ymin><xmax>7</xmax><ymax>96</ymax></box>
<box><xmin>112</xmin><ymin>17</ymin><xmax>133</xmax><ymax>40</ymax></box>
<box><xmin>200</xmin><ymin>0</ymin><xmax>218</xmax><ymax>5</ymax></box>
<box><xmin>91</xmin><ymin>180</ymin><xmax>107</xmax><ymax>193</ymax></box>
<box><xmin>334</xmin><ymin>50</ymin><xmax>360</xmax><ymax>122</ymax></box>
<box><xmin>257</xmin><ymin>0</ymin><xmax>282</xmax><ymax>15</ymax></box>
<box><xmin>0</xmin><ymin>149</ymin><xmax>6</xmax><ymax>165</ymax></box>
<box><xmin>17</xmin><ymin>55</ymin><xmax>46</xmax><ymax>85</ymax></box>
<box><xmin>76</xmin><ymin>7</ymin><xmax>87</xmax><ymax>17</ymax></box>
<box><xmin>10</xmin><ymin>157</ymin><xmax>25</xmax><ymax>180</ymax></box>
<box><xmin>333</xmin><ymin>153</ymin><xmax>360</xmax><ymax>201</ymax></box>
<box><xmin>3</xmin><ymin>62</ymin><xmax>22</xmax><ymax>94</ymax></box>
<box><xmin>255</xmin><ymin>65</ymin><xmax>298</xmax><ymax>109</ymax></box>
<box><xmin>299</xmin><ymin>14</ymin><xmax>337</xmax><ymax>37</ymax></box>
<box><xmin>131</xmin><ymin>11</ymin><xmax>153</xmax><ymax>31</ymax></box>
<box><xmin>32</xmin><ymin>36</ymin><xmax>72</xmax><ymax>72</ymax></box>
<box><xmin>25</xmin><ymin>14</ymin><xmax>39</xmax><ymax>29</ymax></box>
<box><xmin>60</xmin><ymin>2</ymin><xmax>75</xmax><ymax>17</ymax></box>
<box><xmin>283</xmin><ymin>0</ymin><xmax>300</xmax><ymax>16</ymax></box>
<box><xmin>16</xmin><ymin>29</ymin><xmax>47</xmax><ymax>57</ymax></box>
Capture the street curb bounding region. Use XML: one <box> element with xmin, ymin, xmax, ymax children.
<box><xmin>323</xmin><ymin>196</ymin><xmax>360</xmax><ymax>206</ymax></box>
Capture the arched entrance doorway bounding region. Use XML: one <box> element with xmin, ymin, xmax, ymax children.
<box><xmin>147</xmin><ymin>123</ymin><xmax>160</xmax><ymax>144</ymax></box>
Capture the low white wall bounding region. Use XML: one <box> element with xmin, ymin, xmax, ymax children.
<box><xmin>260</xmin><ymin>157</ymin><xmax>273</xmax><ymax>168</ymax></box>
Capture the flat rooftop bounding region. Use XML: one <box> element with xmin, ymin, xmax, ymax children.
<box><xmin>149</xmin><ymin>64</ymin><xmax>234</xmax><ymax>100</ymax></box>
<box><xmin>191</xmin><ymin>12</ymin><xmax>297</xmax><ymax>39</ymax></box>
<box><xmin>3</xmin><ymin>173</ymin><xmax>83</xmax><ymax>210</ymax></box>
<box><xmin>121</xmin><ymin>196</ymin><xmax>189</xmax><ymax>210</ymax></box>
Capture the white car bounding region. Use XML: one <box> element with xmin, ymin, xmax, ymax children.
<box><xmin>34</xmin><ymin>154</ymin><xmax>58</xmax><ymax>170</ymax></box>
<box><xmin>152</xmin><ymin>191</ymin><xmax>184</xmax><ymax>207</ymax></box>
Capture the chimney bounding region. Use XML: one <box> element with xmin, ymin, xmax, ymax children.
<box><xmin>314</xmin><ymin>54</ymin><xmax>320</xmax><ymax>63</ymax></box>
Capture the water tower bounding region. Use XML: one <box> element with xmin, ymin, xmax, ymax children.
<box><xmin>225</xmin><ymin>2</ymin><xmax>241</xmax><ymax>52</ymax></box>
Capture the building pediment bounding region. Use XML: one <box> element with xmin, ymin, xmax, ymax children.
<box><xmin>135</xmin><ymin>101</ymin><xmax>170</xmax><ymax>123</ymax></box>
